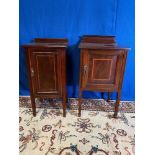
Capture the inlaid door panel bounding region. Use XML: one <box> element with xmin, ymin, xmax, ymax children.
<box><xmin>30</xmin><ymin>49</ymin><xmax>62</xmax><ymax>96</ymax></box>
<box><xmin>88</xmin><ymin>55</ymin><xmax>117</xmax><ymax>84</ymax></box>
<box><xmin>81</xmin><ymin>49</ymin><xmax>123</xmax><ymax>90</ymax></box>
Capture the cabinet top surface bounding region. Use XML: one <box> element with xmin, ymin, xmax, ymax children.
<box><xmin>23</xmin><ymin>42</ymin><xmax>68</xmax><ymax>48</ymax></box>
<box><xmin>79</xmin><ymin>35</ymin><xmax>130</xmax><ymax>50</ymax></box>
<box><xmin>23</xmin><ymin>38</ymin><xmax>68</xmax><ymax>48</ymax></box>
<box><xmin>79</xmin><ymin>43</ymin><xmax>130</xmax><ymax>50</ymax></box>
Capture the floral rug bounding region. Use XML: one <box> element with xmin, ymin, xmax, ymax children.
<box><xmin>19</xmin><ymin>97</ymin><xmax>135</xmax><ymax>155</ymax></box>
<box><xmin>19</xmin><ymin>96</ymin><xmax>135</xmax><ymax>113</ymax></box>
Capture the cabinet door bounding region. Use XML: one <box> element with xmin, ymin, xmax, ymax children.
<box><xmin>30</xmin><ymin>49</ymin><xmax>62</xmax><ymax>97</ymax></box>
<box><xmin>81</xmin><ymin>49</ymin><xmax>123</xmax><ymax>91</ymax></box>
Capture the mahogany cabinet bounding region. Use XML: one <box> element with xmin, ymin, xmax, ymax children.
<box><xmin>78</xmin><ymin>35</ymin><xmax>130</xmax><ymax>118</ymax></box>
<box><xmin>23</xmin><ymin>38</ymin><xmax>68</xmax><ymax>117</ymax></box>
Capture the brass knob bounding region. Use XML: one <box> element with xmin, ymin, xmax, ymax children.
<box><xmin>83</xmin><ymin>65</ymin><xmax>87</xmax><ymax>78</ymax></box>
<box><xmin>31</xmin><ymin>68</ymin><xmax>34</xmax><ymax>77</ymax></box>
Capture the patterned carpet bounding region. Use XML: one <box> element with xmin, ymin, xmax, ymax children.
<box><xmin>19</xmin><ymin>97</ymin><xmax>135</xmax><ymax>155</ymax></box>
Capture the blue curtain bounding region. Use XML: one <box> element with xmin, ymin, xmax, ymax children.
<box><xmin>19</xmin><ymin>0</ymin><xmax>135</xmax><ymax>101</ymax></box>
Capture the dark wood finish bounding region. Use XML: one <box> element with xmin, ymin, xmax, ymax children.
<box><xmin>23</xmin><ymin>38</ymin><xmax>68</xmax><ymax>117</ymax></box>
<box><xmin>34</xmin><ymin>38</ymin><xmax>68</xmax><ymax>44</ymax></box>
<box><xmin>78</xmin><ymin>35</ymin><xmax>130</xmax><ymax>118</ymax></box>
<box><xmin>81</xmin><ymin>35</ymin><xmax>116</xmax><ymax>46</ymax></box>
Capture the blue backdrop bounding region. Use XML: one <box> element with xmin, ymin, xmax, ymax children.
<box><xmin>19</xmin><ymin>0</ymin><xmax>135</xmax><ymax>101</ymax></box>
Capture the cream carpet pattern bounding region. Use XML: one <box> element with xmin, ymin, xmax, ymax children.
<box><xmin>19</xmin><ymin>98</ymin><xmax>135</xmax><ymax>155</ymax></box>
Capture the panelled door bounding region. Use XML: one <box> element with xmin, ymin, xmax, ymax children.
<box><xmin>81</xmin><ymin>49</ymin><xmax>123</xmax><ymax>91</ymax></box>
<box><xmin>30</xmin><ymin>49</ymin><xmax>62</xmax><ymax>97</ymax></box>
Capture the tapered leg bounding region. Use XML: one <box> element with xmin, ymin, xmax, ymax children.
<box><xmin>114</xmin><ymin>92</ymin><xmax>121</xmax><ymax>118</ymax></box>
<box><xmin>78</xmin><ymin>90</ymin><xmax>82</xmax><ymax>117</ymax></box>
<box><xmin>62</xmin><ymin>94</ymin><xmax>67</xmax><ymax>117</ymax></box>
<box><xmin>31</xmin><ymin>96</ymin><xmax>36</xmax><ymax>117</ymax></box>
<box><xmin>107</xmin><ymin>92</ymin><xmax>111</xmax><ymax>102</ymax></box>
